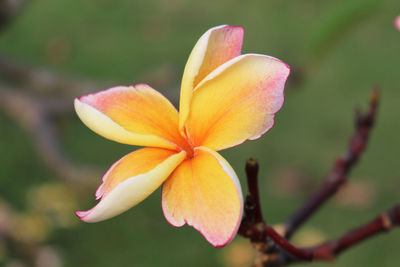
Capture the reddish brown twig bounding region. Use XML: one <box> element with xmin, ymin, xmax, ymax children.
<box><xmin>238</xmin><ymin>159</ymin><xmax>313</xmax><ymax>263</ymax></box>
<box><xmin>265</xmin><ymin>226</ymin><xmax>313</xmax><ymax>261</ymax></box>
<box><xmin>284</xmin><ymin>88</ymin><xmax>379</xmax><ymax>239</ymax></box>
<box><xmin>238</xmin><ymin>159</ymin><xmax>268</xmax><ymax>247</ymax></box>
<box><xmin>303</xmin><ymin>204</ymin><xmax>400</xmax><ymax>262</ymax></box>
<box><xmin>244</xmin><ymin>158</ymin><xmax>265</xmax><ymax>225</ymax></box>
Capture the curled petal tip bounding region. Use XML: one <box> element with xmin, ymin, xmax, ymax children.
<box><xmin>179</xmin><ymin>24</ymin><xmax>244</xmax><ymax>130</ymax></box>
<box><xmin>76</xmin><ymin>149</ymin><xmax>186</xmax><ymax>223</ymax></box>
<box><xmin>75</xmin><ymin>210</ymin><xmax>90</xmax><ymax>221</ymax></box>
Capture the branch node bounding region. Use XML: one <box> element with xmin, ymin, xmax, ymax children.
<box><xmin>380</xmin><ymin>213</ymin><xmax>392</xmax><ymax>230</ymax></box>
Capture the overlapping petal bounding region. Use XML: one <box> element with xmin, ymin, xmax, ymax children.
<box><xmin>76</xmin><ymin>148</ymin><xmax>186</xmax><ymax>223</ymax></box>
<box><xmin>161</xmin><ymin>147</ymin><xmax>243</xmax><ymax>247</ymax></box>
<box><xmin>185</xmin><ymin>54</ymin><xmax>290</xmax><ymax>151</ymax></box>
<box><xmin>75</xmin><ymin>84</ymin><xmax>189</xmax><ymax>150</ymax></box>
<box><xmin>179</xmin><ymin>25</ymin><xmax>244</xmax><ymax>131</ymax></box>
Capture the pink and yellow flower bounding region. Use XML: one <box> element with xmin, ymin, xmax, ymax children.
<box><xmin>395</xmin><ymin>16</ymin><xmax>400</xmax><ymax>32</ymax></box>
<box><xmin>74</xmin><ymin>25</ymin><xmax>290</xmax><ymax>247</ymax></box>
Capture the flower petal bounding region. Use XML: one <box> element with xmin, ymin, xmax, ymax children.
<box><xmin>76</xmin><ymin>148</ymin><xmax>186</xmax><ymax>223</ymax></box>
<box><xmin>185</xmin><ymin>54</ymin><xmax>290</xmax><ymax>151</ymax></box>
<box><xmin>395</xmin><ymin>16</ymin><xmax>400</xmax><ymax>32</ymax></box>
<box><xmin>179</xmin><ymin>25</ymin><xmax>244</xmax><ymax>131</ymax></box>
<box><xmin>75</xmin><ymin>84</ymin><xmax>188</xmax><ymax>150</ymax></box>
<box><xmin>162</xmin><ymin>147</ymin><xmax>243</xmax><ymax>247</ymax></box>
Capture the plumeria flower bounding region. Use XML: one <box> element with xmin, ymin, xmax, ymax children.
<box><xmin>395</xmin><ymin>16</ymin><xmax>400</xmax><ymax>32</ymax></box>
<box><xmin>74</xmin><ymin>25</ymin><xmax>290</xmax><ymax>247</ymax></box>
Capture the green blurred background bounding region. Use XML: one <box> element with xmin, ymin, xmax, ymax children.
<box><xmin>0</xmin><ymin>0</ymin><xmax>399</xmax><ymax>266</ymax></box>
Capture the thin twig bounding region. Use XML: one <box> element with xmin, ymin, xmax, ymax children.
<box><xmin>238</xmin><ymin>159</ymin><xmax>268</xmax><ymax>247</ymax></box>
<box><xmin>245</xmin><ymin>158</ymin><xmax>264</xmax><ymax>225</ymax></box>
<box><xmin>265</xmin><ymin>226</ymin><xmax>313</xmax><ymax>261</ymax></box>
<box><xmin>284</xmin><ymin>88</ymin><xmax>379</xmax><ymax>239</ymax></box>
<box><xmin>238</xmin><ymin>159</ymin><xmax>313</xmax><ymax>264</ymax></box>
<box><xmin>302</xmin><ymin>204</ymin><xmax>400</xmax><ymax>262</ymax></box>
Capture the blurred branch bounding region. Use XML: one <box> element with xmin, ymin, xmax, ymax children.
<box><xmin>0</xmin><ymin>54</ymin><xmax>180</xmax><ymax>187</ymax></box>
<box><xmin>0</xmin><ymin>53</ymin><xmax>180</xmax><ymax>103</ymax></box>
<box><xmin>0</xmin><ymin>0</ymin><xmax>30</xmax><ymax>31</ymax></box>
<box><xmin>284</xmin><ymin>88</ymin><xmax>378</xmax><ymax>239</ymax></box>
<box><xmin>0</xmin><ymin>43</ymin><xmax>180</xmax><ymax>187</ymax></box>
<box><xmin>0</xmin><ymin>53</ymin><xmax>107</xmax><ymax>101</ymax></box>
<box><xmin>0</xmin><ymin>0</ymin><xmax>101</xmax><ymax>186</ymax></box>
<box><xmin>0</xmin><ymin>4</ymin><xmax>173</xmax><ymax>187</ymax></box>
<box><xmin>0</xmin><ymin>84</ymin><xmax>100</xmax><ymax>186</ymax></box>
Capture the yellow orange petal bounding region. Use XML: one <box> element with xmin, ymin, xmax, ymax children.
<box><xmin>162</xmin><ymin>147</ymin><xmax>243</xmax><ymax>247</ymax></box>
<box><xmin>75</xmin><ymin>84</ymin><xmax>188</xmax><ymax>150</ymax></box>
<box><xmin>76</xmin><ymin>148</ymin><xmax>186</xmax><ymax>223</ymax></box>
<box><xmin>179</xmin><ymin>25</ymin><xmax>244</xmax><ymax>131</ymax></box>
<box><xmin>185</xmin><ymin>54</ymin><xmax>290</xmax><ymax>151</ymax></box>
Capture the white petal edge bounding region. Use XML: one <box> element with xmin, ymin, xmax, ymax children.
<box><xmin>179</xmin><ymin>24</ymin><xmax>236</xmax><ymax>131</ymax></box>
<box><xmin>76</xmin><ymin>150</ymin><xmax>186</xmax><ymax>223</ymax></box>
<box><xmin>74</xmin><ymin>98</ymin><xmax>177</xmax><ymax>150</ymax></box>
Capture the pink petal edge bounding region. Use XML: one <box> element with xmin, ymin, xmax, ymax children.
<box><xmin>394</xmin><ymin>16</ymin><xmax>400</xmax><ymax>32</ymax></box>
<box><xmin>160</xmin><ymin>148</ymin><xmax>243</xmax><ymax>248</ymax></box>
<box><xmin>191</xmin><ymin>53</ymin><xmax>291</xmax><ymax>151</ymax></box>
<box><xmin>160</xmin><ymin>185</ymin><xmax>242</xmax><ymax>248</ymax></box>
<box><xmin>75</xmin><ymin>210</ymin><xmax>91</xmax><ymax>221</ymax></box>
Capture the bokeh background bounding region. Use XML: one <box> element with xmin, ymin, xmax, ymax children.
<box><xmin>0</xmin><ymin>0</ymin><xmax>399</xmax><ymax>266</ymax></box>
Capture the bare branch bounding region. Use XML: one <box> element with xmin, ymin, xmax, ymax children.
<box><xmin>265</xmin><ymin>226</ymin><xmax>313</xmax><ymax>261</ymax></box>
<box><xmin>238</xmin><ymin>159</ymin><xmax>269</xmax><ymax>248</ymax></box>
<box><xmin>245</xmin><ymin>158</ymin><xmax>265</xmax><ymax>225</ymax></box>
<box><xmin>238</xmin><ymin>159</ymin><xmax>313</xmax><ymax>264</ymax></box>
<box><xmin>0</xmin><ymin>84</ymin><xmax>100</xmax><ymax>186</ymax></box>
<box><xmin>303</xmin><ymin>204</ymin><xmax>400</xmax><ymax>262</ymax></box>
<box><xmin>0</xmin><ymin>54</ymin><xmax>106</xmax><ymax>98</ymax></box>
<box><xmin>0</xmin><ymin>0</ymin><xmax>30</xmax><ymax>31</ymax></box>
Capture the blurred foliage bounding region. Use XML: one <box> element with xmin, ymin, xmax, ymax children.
<box><xmin>0</xmin><ymin>0</ymin><xmax>400</xmax><ymax>266</ymax></box>
<box><xmin>307</xmin><ymin>0</ymin><xmax>380</xmax><ymax>59</ymax></box>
